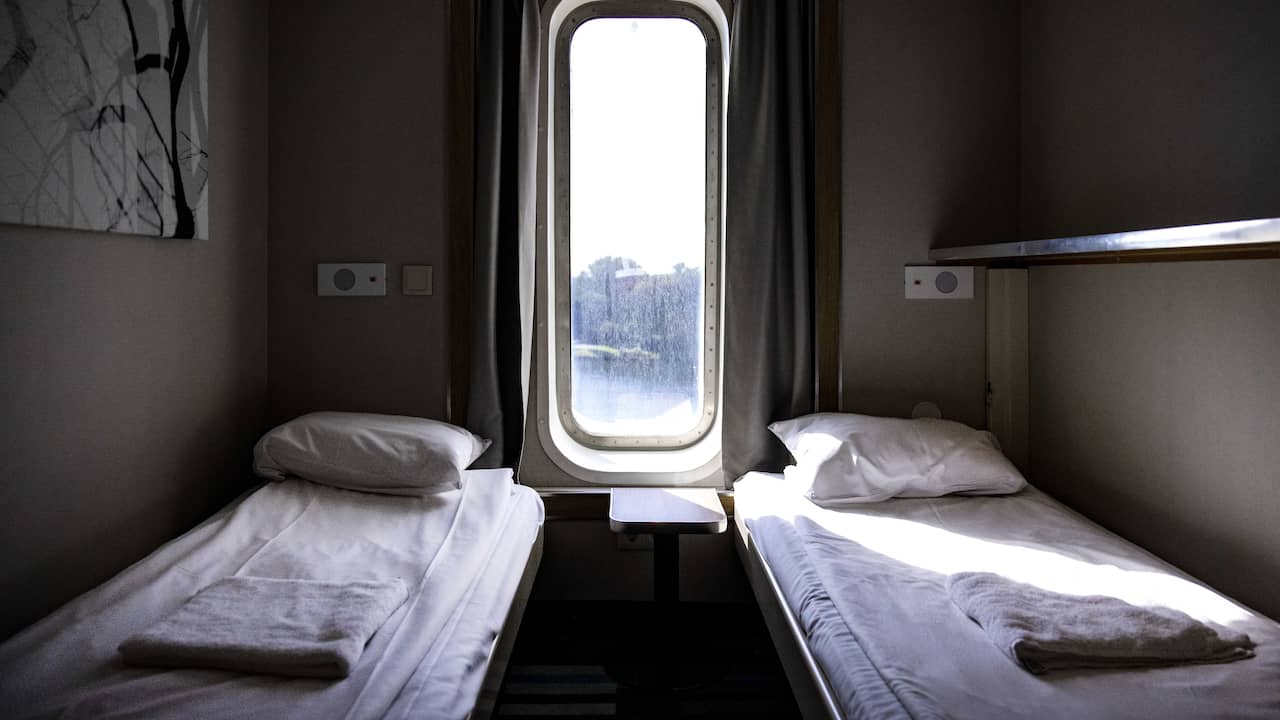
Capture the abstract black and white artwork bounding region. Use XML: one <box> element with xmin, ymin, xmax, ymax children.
<box><xmin>0</xmin><ymin>0</ymin><xmax>208</xmax><ymax>239</ymax></box>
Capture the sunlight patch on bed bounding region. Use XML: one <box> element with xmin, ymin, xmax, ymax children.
<box><xmin>782</xmin><ymin>508</ymin><xmax>1252</xmax><ymax>627</ymax></box>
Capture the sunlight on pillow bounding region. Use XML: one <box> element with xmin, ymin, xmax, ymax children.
<box><xmin>770</xmin><ymin>413</ymin><xmax>1025</xmax><ymax>505</ymax></box>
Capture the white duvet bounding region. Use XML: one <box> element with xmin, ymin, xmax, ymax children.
<box><xmin>737</xmin><ymin>472</ymin><xmax>1280</xmax><ymax>719</ymax></box>
<box><xmin>0</xmin><ymin>470</ymin><xmax>543</xmax><ymax>720</ymax></box>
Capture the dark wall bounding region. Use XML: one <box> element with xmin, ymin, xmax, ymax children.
<box><xmin>1021</xmin><ymin>0</ymin><xmax>1280</xmax><ymax>618</ymax></box>
<box><xmin>840</xmin><ymin>0</ymin><xmax>1019</xmax><ymax>427</ymax></box>
<box><xmin>1021</xmin><ymin>0</ymin><xmax>1280</xmax><ymax>238</ymax></box>
<box><xmin>268</xmin><ymin>1</ymin><xmax>451</xmax><ymax>424</ymax></box>
<box><xmin>0</xmin><ymin>0</ymin><xmax>270</xmax><ymax>639</ymax></box>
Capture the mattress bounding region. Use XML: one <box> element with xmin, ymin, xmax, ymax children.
<box><xmin>0</xmin><ymin>469</ymin><xmax>544</xmax><ymax>720</ymax></box>
<box><xmin>735</xmin><ymin>472</ymin><xmax>1280</xmax><ymax>720</ymax></box>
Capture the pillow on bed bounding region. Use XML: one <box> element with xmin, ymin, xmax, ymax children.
<box><xmin>253</xmin><ymin>412</ymin><xmax>490</xmax><ymax>496</ymax></box>
<box><xmin>768</xmin><ymin>413</ymin><xmax>1025</xmax><ymax>505</ymax></box>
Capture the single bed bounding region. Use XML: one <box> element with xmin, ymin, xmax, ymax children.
<box><xmin>0</xmin><ymin>468</ymin><xmax>543</xmax><ymax>720</ymax></box>
<box><xmin>734</xmin><ymin>471</ymin><xmax>1280</xmax><ymax>720</ymax></box>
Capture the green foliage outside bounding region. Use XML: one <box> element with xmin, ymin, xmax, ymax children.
<box><xmin>570</xmin><ymin>256</ymin><xmax>702</xmax><ymax>393</ymax></box>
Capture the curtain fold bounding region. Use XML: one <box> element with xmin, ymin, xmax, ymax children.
<box><xmin>468</xmin><ymin>0</ymin><xmax>541</xmax><ymax>469</ymax></box>
<box><xmin>723</xmin><ymin>0</ymin><xmax>818</xmax><ymax>482</ymax></box>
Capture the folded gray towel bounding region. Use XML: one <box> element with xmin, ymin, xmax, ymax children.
<box><xmin>947</xmin><ymin>572</ymin><xmax>1255</xmax><ymax>674</ymax></box>
<box><xmin>120</xmin><ymin>576</ymin><xmax>409</xmax><ymax>678</ymax></box>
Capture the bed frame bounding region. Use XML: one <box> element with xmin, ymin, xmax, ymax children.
<box><xmin>469</xmin><ymin>524</ymin><xmax>544</xmax><ymax>720</ymax></box>
<box><xmin>729</xmin><ymin>269</ymin><xmax>1026</xmax><ymax>720</ymax></box>
<box><xmin>732</xmin><ymin>511</ymin><xmax>842</xmax><ymax>720</ymax></box>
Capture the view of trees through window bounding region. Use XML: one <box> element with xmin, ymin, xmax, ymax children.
<box><xmin>565</xmin><ymin>15</ymin><xmax>712</xmax><ymax>441</ymax></box>
<box><xmin>570</xmin><ymin>258</ymin><xmax>704</xmax><ymax>436</ymax></box>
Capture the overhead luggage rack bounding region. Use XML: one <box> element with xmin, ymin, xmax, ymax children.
<box><xmin>930</xmin><ymin>217</ymin><xmax>1280</xmax><ymax>266</ymax></box>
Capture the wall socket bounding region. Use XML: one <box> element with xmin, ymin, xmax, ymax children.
<box><xmin>617</xmin><ymin>532</ymin><xmax>653</xmax><ymax>551</ymax></box>
<box><xmin>905</xmin><ymin>265</ymin><xmax>974</xmax><ymax>300</ymax></box>
<box><xmin>317</xmin><ymin>263</ymin><xmax>386</xmax><ymax>296</ymax></box>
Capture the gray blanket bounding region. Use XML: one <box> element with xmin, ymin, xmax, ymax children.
<box><xmin>948</xmin><ymin>572</ymin><xmax>1255</xmax><ymax>674</ymax></box>
<box><xmin>120</xmin><ymin>576</ymin><xmax>409</xmax><ymax>678</ymax></box>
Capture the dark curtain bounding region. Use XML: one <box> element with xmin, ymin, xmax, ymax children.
<box><xmin>723</xmin><ymin>0</ymin><xmax>817</xmax><ymax>481</ymax></box>
<box><xmin>468</xmin><ymin>0</ymin><xmax>541</xmax><ymax>468</ymax></box>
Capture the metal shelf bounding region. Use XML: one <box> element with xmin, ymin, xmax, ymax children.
<box><xmin>929</xmin><ymin>218</ymin><xmax>1280</xmax><ymax>265</ymax></box>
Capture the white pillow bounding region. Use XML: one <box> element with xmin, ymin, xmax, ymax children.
<box><xmin>253</xmin><ymin>412</ymin><xmax>490</xmax><ymax>496</ymax></box>
<box><xmin>768</xmin><ymin>413</ymin><xmax>1025</xmax><ymax>506</ymax></box>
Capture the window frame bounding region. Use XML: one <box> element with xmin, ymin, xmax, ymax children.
<box><xmin>551</xmin><ymin>1</ymin><xmax>725</xmax><ymax>451</ymax></box>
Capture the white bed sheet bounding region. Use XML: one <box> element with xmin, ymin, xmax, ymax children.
<box><xmin>737</xmin><ymin>472</ymin><xmax>1280</xmax><ymax>720</ymax></box>
<box><xmin>0</xmin><ymin>469</ymin><xmax>544</xmax><ymax>720</ymax></box>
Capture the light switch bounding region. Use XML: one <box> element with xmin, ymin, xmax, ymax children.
<box><xmin>403</xmin><ymin>265</ymin><xmax>433</xmax><ymax>296</ymax></box>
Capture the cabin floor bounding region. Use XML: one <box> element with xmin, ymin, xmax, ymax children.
<box><xmin>496</xmin><ymin>600</ymin><xmax>801</xmax><ymax>719</ymax></box>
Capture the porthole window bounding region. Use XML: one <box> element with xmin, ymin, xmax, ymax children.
<box><xmin>551</xmin><ymin>2</ymin><xmax>724</xmax><ymax>453</ymax></box>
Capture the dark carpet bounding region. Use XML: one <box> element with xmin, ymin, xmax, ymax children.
<box><xmin>495</xmin><ymin>601</ymin><xmax>802</xmax><ymax>719</ymax></box>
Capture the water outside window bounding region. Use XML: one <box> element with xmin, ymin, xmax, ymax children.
<box><xmin>567</xmin><ymin>17</ymin><xmax>709</xmax><ymax>440</ymax></box>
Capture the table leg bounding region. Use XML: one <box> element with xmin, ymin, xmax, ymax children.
<box><xmin>654</xmin><ymin>534</ymin><xmax>678</xmax><ymax>604</ymax></box>
<box><xmin>608</xmin><ymin>532</ymin><xmax>726</xmax><ymax>694</ymax></box>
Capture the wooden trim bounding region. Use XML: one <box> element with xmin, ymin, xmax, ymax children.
<box><xmin>813</xmin><ymin>0</ymin><xmax>843</xmax><ymax>412</ymax></box>
<box><xmin>986</xmin><ymin>270</ymin><xmax>1029</xmax><ymax>471</ymax></box>
<box><xmin>541</xmin><ymin>492</ymin><xmax>609</xmax><ymax>520</ymax></box>
<box><xmin>447</xmin><ymin>0</ymin><xmax>475</xmax><ymax>426</ymax></box>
